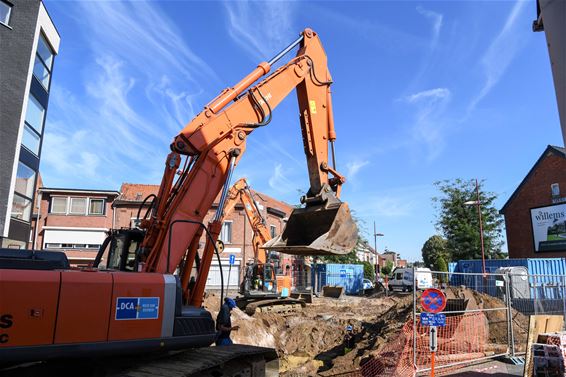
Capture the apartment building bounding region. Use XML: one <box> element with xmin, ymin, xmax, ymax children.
<box><xmin>0</xmin><ymin>0</ymin><xmax>60</xmax><ymax>249</ymax></box>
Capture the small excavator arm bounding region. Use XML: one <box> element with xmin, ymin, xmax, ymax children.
<box><xmin>139</xmin><ymin>28</ymin><xmax>358</xmax><ymax>306</ymax></box>
<box><xmin>222</xmin><ymin>178</ymin><xmax>272</xmax><ymax>264</ymax></box>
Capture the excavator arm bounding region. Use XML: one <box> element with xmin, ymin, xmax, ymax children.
<box><xmin>139</xmin><ymin>28</ymin><xmax>357</xmax><ymax>307</ymax></box>
<box><xmin>222</xmin><ymin>178</ymin><xmax>272</xmax><ymax>264</ymax></box>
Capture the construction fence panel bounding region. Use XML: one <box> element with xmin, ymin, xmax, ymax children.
<box><xmin>508</xmin><ymin>273</ymin><xmax>566</xmax><ymax>355</ymax></box>
<box><xmin>412</xmin><ymin>271</ymin><xmax>511</xmax><ymax>374</ymax></box>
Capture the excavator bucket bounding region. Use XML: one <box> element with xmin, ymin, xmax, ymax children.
<box><xmin>263</xmin><ymin>201</ymin><xmax>358</xmax><ymax>256</ymax></box>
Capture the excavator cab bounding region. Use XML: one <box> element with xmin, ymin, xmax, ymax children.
<box><xmin>264</xmin><ymin>190</ymin><xmax>358</xmax><ymax>256</ymax></box>
<box><xmin>94</xmin><ymin>228</ymin><xmax>145</xmax><ymax>271</ymax></box>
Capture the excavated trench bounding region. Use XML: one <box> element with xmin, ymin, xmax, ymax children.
<box><xmin>204</xmin><ymin>292</ymin><xmax>414</xmax><ymax>376</ymax></box>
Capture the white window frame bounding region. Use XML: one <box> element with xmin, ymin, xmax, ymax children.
<box><xmin>69</xmin><ymin>197</ymin><xmax>87</xmax><ymax>215</ymax></box>
<box><xmin>0</xmin><ymin>0</ymin><xmax>12</xmax><ymax>27</ymax></box>
<box><xmin>270</xmin><ymin>224</ymin><xmax>277</xmax><ymax>238</ymax></box>
<box><xmin>220</xmin><ymin>221</ymin><xmax>233</xmax><ymax>244</ymax></box>
<box><xmin>88</xmin><ymin>198</ymin><xmax>105</xmax><ymax>215</ymax></box>
<box><xmin>50</xmin><ymin>196</ymin><xmax>68</xmax><ymax>214</ymax></box>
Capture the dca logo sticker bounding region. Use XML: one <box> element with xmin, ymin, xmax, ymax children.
<box><xmin>116</xmin><ymin>297</ymin><xmax>159</xmax><ymax>320</ymax></box>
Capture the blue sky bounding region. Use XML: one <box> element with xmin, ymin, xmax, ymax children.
<box><xmin>41</xmin><ymin>0</ymin><xmax>563</xmax><ymax>261</ymax></box>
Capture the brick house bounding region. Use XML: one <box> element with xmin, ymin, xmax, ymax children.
<box><xmin>33</xmin><ymin>187</ymin><xmax>120</xmax><ymax>266</ymax></box>
<box><xmin>500</xmin><ymin>145</ymin><xmax>566</xmax><ymax>258</ymax></box>
<box><xmin>113</xmin><ymin>183</ymin><xmax>295</xmax><ymax>287</ymax></box>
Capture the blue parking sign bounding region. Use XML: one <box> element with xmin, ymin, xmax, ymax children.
<box><xmin>420</xmin><ymin>313</ymin><xmax>446</xmax><ymax>327</ymax></box>
<box><xmin>229</xmin><ymin>254</ymin><xmax>235</xmax><ymax>265</ymax></box>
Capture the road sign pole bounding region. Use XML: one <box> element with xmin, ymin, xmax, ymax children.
<box><xmin>431</xmin><ymin>350</ymin><xmax>435</xmax><ymax>377</ymax></box>
<box><xmin>227</xmin><ymin>264</ymin><xmax>232</xmax><ymax>294</ymax></box>
<box><xmin>429</xmin><ymin>326</ymin><xmax>438</xmax><ymax>377</ymax></box>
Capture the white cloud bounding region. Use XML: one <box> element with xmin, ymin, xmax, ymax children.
<box><xmin>346</xmin><ymin>160</ymin><xmax>369</xmax><ymax>181</ymax></box>
<box><xmin>224</xmin><ymin>1</ymin><xmax>297</xmax><ymax>62</ymax></box>
<box><xmin>42</xmin><ymin>1</ymin><xmax>219</xmax><ymax>188</ymax></box>
<box><xmin>44</xmin><ymin>55</ymin><xmax>167</xmax><ymax>187</ymax></box>
<box><xmin>403</xmin><ymin>87</ymin><xmax>452</xmax><ymax>161</ymax></box>
<box><xmin>406</xmin><ymin>88</ymin><xmax>451</xmax><ymax>104</ymax></box>
<box><xmin>268</xmin><ymin>163</ymin><xmax>295</xmax><ymax>193</ymax></box>
<box><xmin>416</xmin><ymin>6</ymin><xmax>443</xmax><ymax>49</ymax></box>
<box><xmin>468</xmin><ymin>1</ymin><xmax>528</xmax><ymax>113</ymax></box>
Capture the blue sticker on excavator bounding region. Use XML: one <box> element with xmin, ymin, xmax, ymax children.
<box><xmin>116</xmin><ymin>297</ymin><xmax>159</xmax><ymax>320</ymax></box>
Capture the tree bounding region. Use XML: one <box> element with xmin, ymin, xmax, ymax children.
<box><xmin>421</xmin><ymin>235</ymin><xmax>448</xmax><ymax>268</ymax></box>
<box><xmin>432</xmin><ymin>179</ymin><xmax>506</xmax><ymax>261</ymax></box>
<box><xmin>381</xmin><ymin>260</ymin><xmax>394</xmax><ymax>276</ymax></box>
<box><xmin>361</xmin><ymin>261</ymin><xmax>375</xmax><ymax>281</ymax></box>
<box><xmin>435</xmin><ymin>256</ymin><xmax>448</xmax><ymax>283</ymax></box>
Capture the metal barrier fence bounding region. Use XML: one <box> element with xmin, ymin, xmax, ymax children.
<box><xmin>412</xmin><ymin>271</ymin><xmax>511</xmax><ymax>374</ymax></box>
<box><xmin>324</xmin><ymin>268</ymin><xmax>566</xmax><ymax>376</ymax></box>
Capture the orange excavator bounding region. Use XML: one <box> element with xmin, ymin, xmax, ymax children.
<box><xmin>219</xmin><ymin>178</ymin><xmax>304</xmax><ymax>314</ymax></box>
<box><xmin>0</xmin><ymin>28</ymin><xmax>357</xmax><ymax>372</ymax></box>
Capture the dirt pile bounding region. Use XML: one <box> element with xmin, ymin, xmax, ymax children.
<box><xmin>445</xmin><ymin>287</ymin><xmax>529</xmax><ymax>351</ymax></box>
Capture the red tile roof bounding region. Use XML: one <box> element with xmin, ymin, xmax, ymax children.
<box><xmin>118</xmin><ymin>183</ymin><xmax>293</xmax><ymax>214</ymax></box>
<box><xmin>118</xmin><ymin>183</ymin><xmax>159</xmax><ymax>202</ymax></box>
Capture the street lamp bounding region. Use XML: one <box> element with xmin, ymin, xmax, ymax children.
<box><xmin>464</xmin><ymin>178</ymin><xmax>486</xmax><ymax>276</ymax></box>
<box><xmin>373</xmin><ymin>221</ymin><xmax>384</xmax><ymax>277</ymax></box>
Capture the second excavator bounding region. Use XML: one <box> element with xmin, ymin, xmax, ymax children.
<box><xmin>219</xmin><ymin>178</ymin><xmax>305</xmax><ymax>315</ymax></box>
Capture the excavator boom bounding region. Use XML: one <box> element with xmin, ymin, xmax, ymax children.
<box><xmin>139</xmin><ymin>28</ymin><xmax>358</xmax><ymax>306</ymax></box>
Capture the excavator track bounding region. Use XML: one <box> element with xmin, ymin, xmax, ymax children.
<box><xmin>0</xmin><ymin>345</ymin><xmax>278</xmax><ymax>377</ymax></box>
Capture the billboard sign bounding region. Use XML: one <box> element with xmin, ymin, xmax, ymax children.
<box><xmin>531</xmin><ymin>203</ymin><xmax>566</xmax><ymax>252</ymax></box>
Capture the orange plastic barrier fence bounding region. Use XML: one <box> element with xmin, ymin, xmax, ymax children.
<box><xmin>356</xmin><ymin>312</ymin><xmax>489</xmax><ymax>377</ymax></box>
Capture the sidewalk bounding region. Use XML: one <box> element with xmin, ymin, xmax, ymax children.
<box><xmin>443</xmin><ymin>359</ymin><xmax>524</xmax><ymax>376</ymax></box>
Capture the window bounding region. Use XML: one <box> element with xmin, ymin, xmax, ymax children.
<box><xmin>15</xmin><ymin>162</ymin><xmax>35</xmax><ymax>199</ymax></box>
<box><xmin>33</xmin><ymin>34</ymin><xmax>54</xmax><ymax>89</ymax></box>
<box><xmin>70</xmin><ymin>198</ymin><xmax>87</xmax><ymax>214</ymax></box>
<box><xmin>51</xmin><ymin>197</ymin><xmax>68</xmax><ymax>214</ymax></box>
<box><xmin>11</xmin><ymin>194</ymin><xmax>32</xmax><ymax>222</ymax></box>
<box><xmin>89</xmin><ymin>198</ymin><xmax>105</xmax><ymax>215</ymax></box>
<box><xmin>25</xmin><ymin>94</ymin><xmax>45</xmax><ymax>134</ymax></box>
<box><xmin>22</xmin><ymin>124</ymin><xmax>40</xmax><ymax>155</ymax></box>
<box><xmin>0</xmin><ymin>1</ymin><xmax>11</xmax><ymax>26</ymax></box>
<box><xmin>131</xmin><ymin>218</ymin><xmax>142</xmax><ymax>229</ymax></box>
<box><xmin>45</xmin><ymin>243</ymin><xmax>101</xmax><ymax>250</ymax></box>
<box><xmin>270</xmin><ymin>225</ymin><xmax>277</xmax><ymax>238</ymax></box>
<box><xmin>37</xmin><ymin>35</ymin><xmax>54</xmax><ymax>69</ymax></box>
<box><xmin>220</xmin><ymin>221</ymin><xmax>232</xmax><ymax>244</ymax></box>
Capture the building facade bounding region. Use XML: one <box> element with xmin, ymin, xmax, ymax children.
<box><xmin>0</xmin><ymin>0</ymin><xmax>60</xmax><ymax>249</ymax></box>
<box><xmin>501</xmin><ymin>145</ymin><xmax>566</xmax><ymax>258</ymax></box>
<box><xmin>34</xmin><ymin>188</ymin><xmax>120</xmax><ymax>265</ymax></box>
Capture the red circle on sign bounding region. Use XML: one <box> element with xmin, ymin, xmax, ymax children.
<box><xmin>421</xmin><ymin>288</ymin><xmax>446</xmax><ymax>313</ymax></box>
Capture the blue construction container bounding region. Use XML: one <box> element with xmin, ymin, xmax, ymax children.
<box><xmin>312</xmin><ymin>263</ymin><xmax>364</xmax><ymax>295</ymax></box>
<box><xmin>451</xmin><ymin>258</ymin><xmax>566</xmax><ymax>299</ymax></box>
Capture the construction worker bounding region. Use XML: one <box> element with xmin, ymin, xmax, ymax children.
<box><xmin>215</xmin><ymin>297</ymin><xmax>239</xmax><ymax>346</ymax></box>
<box><xmin>344</xmin><ymin>325</ymin><xmax>354</xmax><ymax>354</ymax></box>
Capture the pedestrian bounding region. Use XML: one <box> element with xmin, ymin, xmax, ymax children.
<box><xmin>216</xmin><ymin>297</ymin><xmax>239</xmax><ymax>346</ymax></box>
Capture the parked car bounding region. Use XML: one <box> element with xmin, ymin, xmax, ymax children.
<box><xmin>388</xmin><ymin>268</ymin><xmax>433</xmax><ymax>292</ymax></box>
<box><xmin>362</xmin><ymin>278</ymin><xmax>374</xmax><ymax>291</ymax></box>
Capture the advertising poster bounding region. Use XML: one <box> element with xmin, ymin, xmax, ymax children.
<box><xmin>530</xmin><ymin>203</ymin><xmax>566</xmax><ymax>252</ymax></box>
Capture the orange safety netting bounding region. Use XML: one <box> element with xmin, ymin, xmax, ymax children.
<box><xmin>357</xmin><ymin>312</ymin><xmax>489</xmax><ymax>377</ymax></box>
